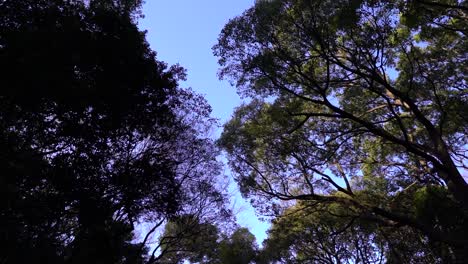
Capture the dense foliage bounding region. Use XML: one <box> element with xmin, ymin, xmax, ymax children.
<box><xmin>3</xmin><ymin>0</ymin><xmax>468</xmax><ymax>262</ymax></box>
<box><xmin>159</xmin><ymin>220</ymin><xmax>258</xmax><ymax>264</ymax></box>
<box><xmin>0</xmin><ymin>0</ymin><xmax>228</xmax><ymax>263</ymax></box>
<box><xmin>215</xmin><ymin>0</ymin><xmax>468</xmax><ymax>262</ymax></box>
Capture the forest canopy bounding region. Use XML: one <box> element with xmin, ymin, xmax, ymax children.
<box><xmin>0</xmin><ymin>0</ymin><xmax>231</xmax><ymax>263</ymax></box>
<box><xmin>215</xmin><ymin>0</ymin><xmax>468</xmax><ymax>262</ymax></box>
<box><xmin>1</xmin><ymin>0</ymin><xmax>468</xmax><ymax>263</ymax></box>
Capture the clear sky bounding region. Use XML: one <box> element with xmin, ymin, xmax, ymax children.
<box><xmin>138</xmin><ymin>0</ymin><xmax>270</xmax><ymax>245</ymax></box>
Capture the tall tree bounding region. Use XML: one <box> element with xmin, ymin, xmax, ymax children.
<box><xmin>158</xmin><ymin>222</ymin><xmax>258</xmax><ymax>264</ymax></box>
<box><xmin>260</xmin><ymin>201</ymin><xmax>454</xmax><ymax>263</ymax></box>
<box><xmin>157</xmin><ymin>215</ymin><xmax>221</xmax><ymax>263</ymax></box>
<box><xmin>218</xmin><ymin>227</ymin><xmax>258</xmax><ymax>264</ymax></box>
<box><xmin>0</xmin><ymin>0</ymin><xmax>227</xmax><ymax>263</ymax></box>
<box><xmin>215</xmin><ymin>0</ymin><xmax>468</xmax><ymax>260</ymax></box>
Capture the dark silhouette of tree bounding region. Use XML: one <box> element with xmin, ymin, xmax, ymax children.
<box><xmin>0</xmin><ymin>0</ymin><xmax>228</xmax><ymax>263</ymax></box>
<box><xmin>215</xmin><ymin>0</ymin><xmax>468</xmax><ymax>261</ymax></box>
<box><xmin>157</xmin><ymin>215</ymin><xmax>221</xmax><ymax>263</ymax></box>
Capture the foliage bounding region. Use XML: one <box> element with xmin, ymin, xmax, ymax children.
<box><xmin>218</xmin><ymin>227</ymin><xmax>258</xmax><ymax>264</ymax></box>
<box><xmin>260</xmin><ymin>200</ymin><xmax>457</xmax><ymax>263</ymax></box>
<box><xmin>0</xmin><ymin>0</ymin><xmax>227</xmax><ymax>263</ymax></box>
<box><xmin>158</xmin><ymin>222</ymin><xmax>258</xmax><ymax>264</ymax></box>
<box><xmin>215</xmin><ymin>0</ymin><xmax>468</xmax><ymax>261</ymax></box>
<box><xmin>157</xmin><ymin>215</ymin><xmax>220</xmax><ymax>263</ymax></box>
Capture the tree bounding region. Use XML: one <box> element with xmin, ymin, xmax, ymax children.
<box><xmin>158</xmin><ymin>223</ymin><xmax>258</xmax><ymax>264</ymax></box>
<box><xmin>260</xmin><ymin>201</ymin><xmax>454</xmax><ymax>263</ymax></box>
<box><xmin>0</xmin><ymin>0</ymin><xmax>227</xmax><ymax>263</ymax></box>
<box><xmin>218</xmin><ymin>227</ymin><xmax>258</xmax><ymax>264</ymax></box>
<box><xmin>260</xmin><ymin>202</ymin><xmax>385</xmax><ymax>264</ymax></box>
<box><xmin>215</xmin><ymin>0</ymin><xmax>468</xmax><ymax>260</ymax></box>
<box><xmin>157</xmin><ymin>215</ymin><xmax>221</xmax><ymax>263</ymax></box>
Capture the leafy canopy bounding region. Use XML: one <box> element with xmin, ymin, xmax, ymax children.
<box><xmin>215</xmin><ymin>0</ymin><xmax>468</xmax><ymax>261</ymax></box>
<box><xmin>0</xmin><ymin>0</ymin><xmax>228</xmax><ymax>263</ymax></box>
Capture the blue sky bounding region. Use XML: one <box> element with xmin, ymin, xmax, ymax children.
<box><xmin>138</xmin><ymin>0</ymin><xmax>270</xmax><ymax>245</ymax></box>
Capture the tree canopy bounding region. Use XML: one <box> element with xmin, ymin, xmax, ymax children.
<box><xmin>215</xmin><ymin>0</ymin><xmax>468</xmax><ymax>261</ymax></box>
<box><xmin>159</xmin><ymin>220</ymin><xmax>258</xmax><ymax>264</ymax></box>
<box><xmin>0</xmin><ymin>0</ymin><xmax>229</xmax><ymax>263</ymax></box>
<box><xmin>3</xmin><ymin>0</ymin><xmax>468</xmax><ymax>262</ymax></box>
